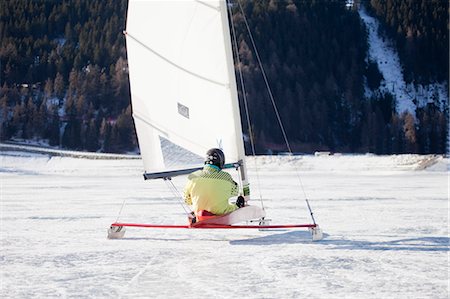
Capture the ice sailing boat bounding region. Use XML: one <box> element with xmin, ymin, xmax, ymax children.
<box><xmin>108</xmin><ymin>0</ymin><xmax>322</xmax><ymax>240</ymax></box>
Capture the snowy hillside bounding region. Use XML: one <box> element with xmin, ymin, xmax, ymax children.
<box><xmin>359</xmin><ymin>6</ymin><xmax>448</xmax><ymax>116</ymax></box>
<box><xmin>1</xmin><ymin>150</ymin><xmax>448</xmax><ymax>298</ymax></box>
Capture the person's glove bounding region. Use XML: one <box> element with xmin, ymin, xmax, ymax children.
<box><xmin>188</xmin><ymin>211</ymin><xmax>196</xmax><ymax>224</ymax></box>
<box><xmin>236</xmin><ymin>196</ymin><xmax>245</xmax><ymax>208</ymax></box>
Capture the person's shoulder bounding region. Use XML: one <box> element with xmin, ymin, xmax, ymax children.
<box><xmin>219</xmin><ymin>170</ymin><xmax>232</xmax><ymax>178</ymax></box>
<box><xmin>216</xmin><ymin>170</ymin><xmax>235</xmax><ymax>183</ymax></box>
<box><xmin>187</xmin><ymin>170</ymin><xmax>202</xmax><ymax>180</ymax></box>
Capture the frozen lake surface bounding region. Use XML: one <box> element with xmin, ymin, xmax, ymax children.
<box><xmin>1</xmin><ymin>151</ymin><xmax>448</xmax><ymax>298</ymax></box>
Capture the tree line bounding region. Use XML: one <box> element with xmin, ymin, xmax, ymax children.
<box><xmin>367</xmin><ymin>0</ymin><xmax>448</xmax><ymax>84</ymax></box>
<box><xmin>0</xmin><ymin>0</ymin><xmax>447</xmax><ymax>154</ymax></box>
<box><xmin>231</xmin><ymin>0</ymin><xmax>447</xmax><ymax>154</ymax></box>
<box><xmin>0</xmin><ymin>0</ymin><xmax>136</xmax><ymax>152</ymax></box>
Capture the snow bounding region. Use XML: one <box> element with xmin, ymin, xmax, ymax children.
<box><xmin>0</xmin><ymin>142</ymin><xmax>140</xmax><ymax>160</ymax></box>
<box><xmin>1</xmin><ymin>151</ymin><xmax>449</xmax><ymax>298</ymax></box>
<box><xmin>55</xmin><ymin>38</ymin><xmax>66</xmax><ymax>47</ymax></box>
<box><xmin>358</xmin><ymin>6</ymin><xmax>449</xmax><ymax>116</ymax></box>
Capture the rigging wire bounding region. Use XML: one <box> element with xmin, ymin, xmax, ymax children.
<box><xmin>228</xmin><ymin>1</ymin><xmax>265</xmax><ymax>212</ymax></box>
<box><xmin>235</xmin><ymin>0</ymin><xmax>314</xmax><ymax>219</ymax></box>
<box><xmin>164</xmin><ymin>179</ymin><xmax>193</xmax><ymax>216</ymax></box>
<box><xmin>235</xmin><ymin>0</ymin><xmax>293</xmax><ymax>155</ymax></box>
<box><xmin>115</xmin><ymin>199</ymin><xmax>127</xmax><ymax>223</ymax></box>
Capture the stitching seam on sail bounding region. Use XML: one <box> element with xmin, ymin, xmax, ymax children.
<box><xmin>195</xmin><ymin>0</ymin><xmax>220</xmax><ymax>11</ymax></box>
<box><xmin>125</xmin><ymin>32</ymin><xmax>228</xmax><ymax>87</ymax></box>
<box><xmin>133</xmin><ymin>112</ymin><xmax>209</xmax><ymax>156</ymax></box>
<box><xmin>133</xmin><ymin>112</ymin><xmax>169</xmax><ymax>138</ymax></box>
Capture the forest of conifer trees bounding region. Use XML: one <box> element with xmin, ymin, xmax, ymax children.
<box><xmin>0</xmin><ymin>0</ymin><xmax>448</xmax><ymax>154</ymax></box>
<box><xmin>0</xmin><ymin>1</ymin><xmax>135</xmax><ymax>152</ymax></box>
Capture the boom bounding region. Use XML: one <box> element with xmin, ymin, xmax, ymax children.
<box><xmin>143</xmin><ymin>161</ymin><xmax>242</xmax><ymax>180</ymax></box>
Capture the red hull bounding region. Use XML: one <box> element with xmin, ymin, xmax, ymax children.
<box><xmin>110</xmin><ymin>222</ymin><xmax>317</xmax><ymax>229</ymax></box>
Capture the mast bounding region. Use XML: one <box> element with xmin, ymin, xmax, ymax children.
<box><xmin>219</xmin><ymin>0</ymin><xmax>250</xmax><ymax>199</ymax></box>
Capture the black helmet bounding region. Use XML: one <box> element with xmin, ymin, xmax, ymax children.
<box><xmin>205</xmin><ymin>148</ymin><xmax>225</xmax><ymax>169</ymax></box>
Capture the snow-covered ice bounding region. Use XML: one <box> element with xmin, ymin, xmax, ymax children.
<box><xmin>1</xmin><ymin>150</ymin><xmax>448</xmax><ymax>298</ymax></box>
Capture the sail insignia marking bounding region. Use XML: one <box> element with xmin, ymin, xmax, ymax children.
<box><xmin>177</xmin><ymin>102</ymin><xmax>190</xmax><ymax>119</ymax></box>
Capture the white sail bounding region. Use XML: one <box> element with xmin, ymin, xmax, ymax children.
<box><xmin>126</xmin><ymin>0</ymin><xmax>248</xmax><ymax>183</ymax></box>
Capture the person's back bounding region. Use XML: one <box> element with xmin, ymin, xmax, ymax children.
<box><xmin>184</xmin><ymin>148</ymin><xmax>244</xmax><ymax>217</ymax></box>
<box><xmin>184</xmin><ymin>164</ymin><xmax>239</xmax><ymax>215</ymax></box>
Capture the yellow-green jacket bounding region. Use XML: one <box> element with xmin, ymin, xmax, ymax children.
<box><xmin>184</xmin><ymin>164</ymin><xmax>238</xmax><ymax>215</ymax></box>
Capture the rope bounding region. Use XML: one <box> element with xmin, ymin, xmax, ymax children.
<box><xmin>235</xmin><ymin>0</ymin><xmax>314</xmax><ymax>221</ymax></box>
<box><xmin>228</xmin><ymin>1</ymin><xmax>265</xmax><ymax>212</ymax></box>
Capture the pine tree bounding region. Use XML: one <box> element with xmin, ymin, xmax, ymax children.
<box><xmin>11</xmin><ymin>102</ymin><xmax>26</xmax><ymax>137</ymax></box>
<box><xmin>394</xmin><ymin>114</ymin><xmax>404</xmax><ymax>152</ymax></box>
<box><xmin>402</xmin><ymin>112</ymin><xmax>417</xmax><ymax>153</ymax></box>
<box><xmin>44</xmin><ymin>78</ymin><xmax>53</xmax><ymax>99</ymax></box>
<box><xmin>85</xmin><ymin>119</ymin><xmax>99</xmax><ymax>151</ymax></box>
<box><xmin>100</xmin><ymin>118</ymin><xmax>112</xmax><ymax>152</ymax></box>
<box><xmin>75</xmin><ymin>94</ymin><xmax>86</xmax><ymax>116</ymax></box>
<box><xmin>46</xmin><ymin>104</ymin><xmax>60</xmax><ymax>146</ymax></box>
<box><xmin>53</xmin><ymin>72</ymin><xmax>65</xmax><ymax>100</ymax></box>
<box><xmin>115</xmin><ymin>105</ymin><xmax>135</xmax><ymax>152</ymax></box>
<box><xmin>62</xmin><ymin>118</ymin><xmax>81</xmax><ymax>149</ymax></box>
